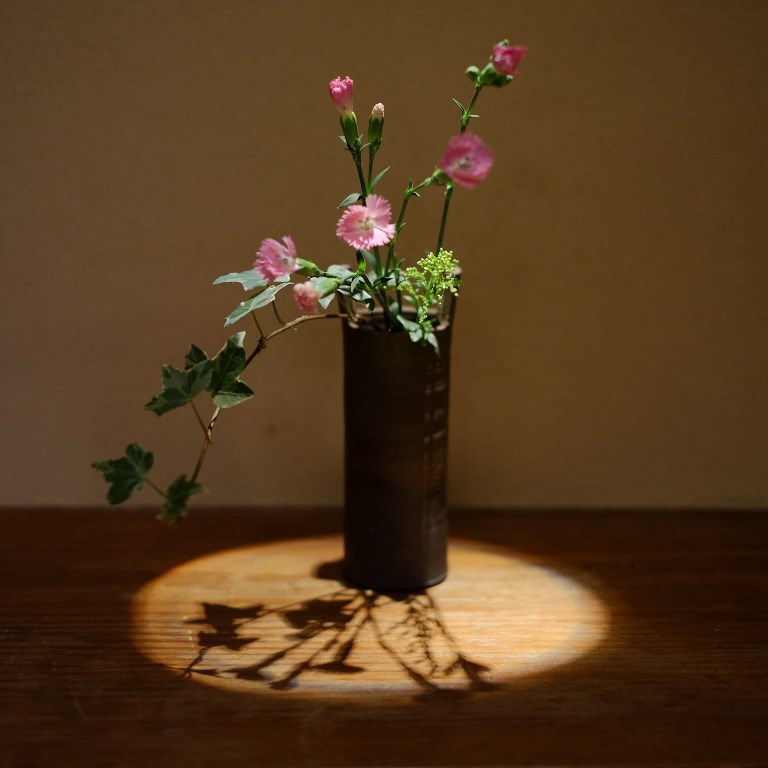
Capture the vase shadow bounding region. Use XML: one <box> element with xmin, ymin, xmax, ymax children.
<box><xmin>181</xmin><ymin>559</ymin><xmax>500</xmax><ymax>698</ymax></box>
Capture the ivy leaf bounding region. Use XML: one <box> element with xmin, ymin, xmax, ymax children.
<box><xmin>145</xmin><ymin>359</ymin><xmax>213</xmax><ymax>415</ymax></box>
<box><xmin>212</xmin><ymin>379</ymin><xmax>254</xmax><ymax>409</ymax></box>
<box><xmin>208</xmin><ymin>332</ymin><xmax>255</xmax><ymax>408</ymax></box>
<box><xmin>184</xmin><ymin>344</ymin><xmax>208</xmax><ymax>368</ymax></box>
<box><xmin>223</xmin><ymin>283</ymin><xmax>293</xmax><ymax>327</ymax></box>
<box><xmin>157</xmin><ymin>474</ymin><xmax>205</xmax><ymax>524</ymax></box>
<box><xmin>338</xmin><ymin>192</ymin><xmax>362</xmax><ymax>208</ymax></box>
<box><xmin>92</xmin><ymin>443</ymin><xmax>154</xmax><ymax>505</ymax></box>
<box><xmin>213</xmin><ymin>269</ymin><xmax>269</xmax><ymax>291</ymax></box>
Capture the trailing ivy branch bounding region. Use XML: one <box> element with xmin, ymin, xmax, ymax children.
<box><xmin>93</xmin><ymin>313</ymin><xmax>344</xmax><ymax>523</ymax></box>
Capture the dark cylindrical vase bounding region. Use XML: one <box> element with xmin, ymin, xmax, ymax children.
<box><xmin>342</xmin><ymin>311</ymin><xmax>454</xmax><ymax>591</ymax></box>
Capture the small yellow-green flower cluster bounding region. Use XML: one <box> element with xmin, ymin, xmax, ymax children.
<box><xmin>402</xmin><ymin>248</ymin><xmax>461</xmax><ymax>324</ymax></box>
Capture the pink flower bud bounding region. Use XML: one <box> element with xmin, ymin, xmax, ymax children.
<box><xmin>368</xmin><ymin>103</ymin><xmax>385</xmax><ymax>149</ymax></box>
<box><xmin>329</xmin><ymin>76</ymin><xmax>354</xmax><ymax>113</ymax></box>
<box><xmin>491</xmin><ymin>43</ymin><xmax>528</xmax><ymax>76</ymax></box>
<box><xmin>293</xmin><ymin>281</ymin><xmax>321</xmax><ymax>313</ymax></box>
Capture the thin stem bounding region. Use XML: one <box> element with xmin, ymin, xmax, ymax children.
<box><xmin>145</xmin><ymin>477</ymin><xmax>167</xmax><ymax>499</ymax></box>
<box><xmin>191</xmin><ymin>406</ymin><xmax>221</xmax><ymax>483</ymax></box>
<box><xmin>185</xmin><ymin>313</ymin><xmax>348</xmax><ymax>492</ymax></box>
<box><xmin>264</xmin><ymin>312</ymin><xmax>347</xmax><ymax>344</ymax></box>
<box><xmin>190</xmin><ymin>400</ymin><xmax>207</xmax><ymax>434</ymax></box>
<box><xmin>435</xmin><ymin>183</ymin><xmax>454</xmax><ymax>255</ymax></box>
<box><xmin>461</xmin><ymin>85</ymin><xmax>483</xmax><ymax>133</ymax></box>
<box><xmin>251</xmin><ymin>311</ymin><xmax>267</xmax><ymax>347</ymax></box>
<box><xmin>367</xmin><ymin>150</ymin><xmax>376</xmax><ymax>191</ymax></box>
<box><xmin>386</xmin><ymin>177</ymin><xmax>432</xmax><ymax>271</ymax></box>
<box><xmin>271</xmin><ymin>300</ymin><xmax>286</xmax><ymax>327</ymax></box>
<box><xmin>353</xmin><ymin>153</ymin><xmax>368</xmax><ymax>199</ymax></box>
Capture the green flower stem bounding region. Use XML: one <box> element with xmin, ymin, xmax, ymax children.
<box><xmin>351</xmin><ymin>151</ymin><xmax>368</xmax><ymax>199</ymax></box>
<box><xmin>435</xmin><ymin>183</ymin><xmax>454</xmax><ymax>255</ymax></box>
<box><xmin>359</xmin><ymin>271</ymin><xmax>394</xmax><ymax>329</ymax></box>
<box><xmin>367</xmin><ymin>149</ymin><xmax>377</xmax><ymax>192</ymax></box>
<box><xmin>435</xmin><ymin>84</ymin><xmax>483</xmax><ymax>255</ymax></box>
<box><xmin>386</xmin><ymin>177</ymin><xmax>433</xmax><ymax>272</ymax></box>
<box><xmin>461</xmin><ymin>84</ymin><xmax>483</xmax><ymax>133</ymax></box>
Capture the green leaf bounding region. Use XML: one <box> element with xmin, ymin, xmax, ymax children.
<box><xmin>370</xmin><ymin>166</ymin><xmax>390</xmax><ymax>191</ymax></box>
<box><xmin>92</xmin><ymin>442</ymin><xmax>154</xmax><ymax>505</ymax></box>
<box><xmin>326</xmin><ymin>264</ymin><xmax>356</xmax><ymax>280</ymax></box>
<box><xmin>208</xmin><ymin>332</ymin><xmax>255</xmax><ymax>408</ymax></box>
<box><xmin>213</xmin><ymin>269</ymin><xmax>269</xmax><ymax>291</ymax></box>
<box><xmin>184</xmin><ymin>344</ymin><xmax>208</xmax><ymax>369</ymax></box>
<box><xmin>212</xmin><ymin>379</ymin><xmax>254</xmax><ymax>409</ymax></box>
<box><xmin>397</xmin><ymin>315</ymin><xmax>424</xmax><ymax>343</ymax></box>
<box><xmin>338</xmin><ymin>192</ymin><xmax>362</xmax><ymax>208</ymax></box>
<box><xmin>157</xmin><ymin>474</ymin><xmax>205</xmax><ymax>524</ymax></box>
<box><xmin>224</xmin><ymin>283</ymin><xmax>293</xmax><ymax>327</ymax></box>
<box><xmin>453</xmin><ymin>98</ymin><xmax>466</xmax><ymax>112</ymax></box>
<box><xmin>145</xmin><ymin>359</ymin><xmax>213</xmax><ymax>415</ymax></box>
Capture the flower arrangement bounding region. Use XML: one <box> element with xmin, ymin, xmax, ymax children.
<box><xmin>93</xmin><ymin>40</ymin><xmax>527</xmax><ymax>522</ymax></box>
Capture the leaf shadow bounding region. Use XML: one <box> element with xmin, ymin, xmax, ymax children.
<box><xmin>180</xmin><ymin>559</ymin><xmax>500</xmax><ymax>697</ymax></box>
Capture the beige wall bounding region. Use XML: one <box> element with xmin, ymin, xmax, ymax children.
<box><xmin>2</xmin><ymin>0</ymin><xmax>767</xmax><ymax>509</ymax></box>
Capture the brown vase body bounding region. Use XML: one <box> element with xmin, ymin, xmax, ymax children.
<box><xmin>341</xmin><ymin>313</ymin><xmax>453</xmax><ymax>591</ymax></box>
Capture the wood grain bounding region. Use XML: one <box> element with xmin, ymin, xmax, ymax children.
<box><xmin>1</xmin><ymin>507</ymin><xmax>767</xmax><ymax>767</ymax></box>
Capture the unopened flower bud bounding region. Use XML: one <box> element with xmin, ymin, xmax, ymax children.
<box><xmin>491</xmin><ymin>42</ymin><xmax>528</xmax><ymax>77</ymax></box>
<box><xmin>329</xmin><ymin>75</ymin><xmax>360</xmax><ymax>150</ymax></box>
<box><xmin>340</xmin><ymin>111</ymin><xmax>361</xmax><ymax>151</ymax></box>
<box><xmin>328</xmin><ymin>76</ymin><xmax>354</xmax><ymax>114</ymax></box>
<box><xmin>368</xmin><ymin>103</ymin><xmax>385</xmax><ymax>151</ymax></box>
<box><xmin>295</xmin><ymin>257</ymin><xmax>322</xmax><ymax>277</ymax></box>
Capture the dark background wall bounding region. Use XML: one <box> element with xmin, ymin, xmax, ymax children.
<box><xmin>2</xmin><ymin>0</ymin><xmax>767</xmax><ymax>508</ymax></box>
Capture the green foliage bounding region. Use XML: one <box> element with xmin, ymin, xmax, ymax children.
<box><xmin>338</xmin><ymin>192</ymin><xmax>362</xmax><ymax>208</ymax></box>
<box><xmin>207</xmin><ymin>332</ymin><xmax>255</xmax><ymax>408</ymax></box>
<box><xmin>369</xmin><ymin>166</ymin><xmax>389</xmax><ymax>191</ymax></box>
<box><xmin>158</xmin><ymin>475</ymin><xmax>205</xmax><ymax>524</ymax></box>
<box><xmin>212</xmin><ymin>269</ymin><xmax>269</xmax><ymax>291</ymax></box>
<box><xmin>145</xmin><ymin>358</ymin><xmax>212</xmax><ymax>415</ymax></box>
<box><xmin>145</xmin><ymin>333</ymin><xmax>254</xmax><ymax>414</ymax></box>
<box><xmin>91</xmin><ymin>443</ymin><xmax>154</xmax><ymax>505</ymax></box>
<box><xmin>223</xmin><ymin>283</ymin><xmax>292</xmax><ymax>327</ymax></box>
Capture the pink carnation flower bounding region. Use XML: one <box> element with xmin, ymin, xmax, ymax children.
<box><xmin>253</xmin><ymin>236</ymin><xmax>298</xmax><ymax>280</ymax></box>
<box><xmin>336</xmin><ymin>194</ymin><xmax>396</xmax><ymax>249</ymax></box>
<box><xmin>492</xmin><ymin>43</ymin><xmax>528</xmax><ymax>76</ymax></box>
<box><xmin>438</xmin><ymin>133</ymin><xmax>495</xmax><ymax>189</ymax></box>
<box><xmin>293</xmin><ymin>281</ymin><xmax>321</xmax><ymax>313</ymax></box>
<box><xmin>329</xmin><ymin>76</ymin><xmax>354</xmax><ymax>113</ymax></box>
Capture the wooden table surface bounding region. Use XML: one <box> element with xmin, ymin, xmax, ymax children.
<box><xmin>2</xmin><ymin>506</ymin><xmax>766</xmax><ymax>767</ymax></box>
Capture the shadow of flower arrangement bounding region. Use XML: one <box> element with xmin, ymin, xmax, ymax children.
<box><xmin>181</xmin><ymin>563</ymin><xmax>500</xmax><ymax>697</ymax></box>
